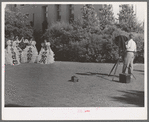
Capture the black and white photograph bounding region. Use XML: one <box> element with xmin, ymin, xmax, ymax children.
<box><xmin>2</xmin><ymin>2</ymin><xmax>147</xmax><ymax>120</ymax></box>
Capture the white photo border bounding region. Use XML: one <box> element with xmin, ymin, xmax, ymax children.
<box><xmin>2</xmin><ymin>2</ymin><xmax>148</xmax><ymax>120</ymax></box>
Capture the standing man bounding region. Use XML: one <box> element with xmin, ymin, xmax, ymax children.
<box><xmin>122</xmin><ymin>34</ymin><xmax>137</xmax><ymax>78</ymax></box>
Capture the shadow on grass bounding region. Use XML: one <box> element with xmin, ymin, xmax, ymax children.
<box><xmin>76</xmin><ymin>72</ymin><xmax>119</xmax><ymax>77</ymax></box>
<box><xmin>68</xmin><ymin>80</ymin><xmax>78</xmax><ymax>83</ymax></box>
<box><xmin>5</xmin><ymin>104</ymin><xmax>32</xmax><ymax>107</ymax></box>
<box><xmin>76</xmin><ymin>72</ymin><xmax>121</xmax><ymax>82</ymax></box>
<box><xmin>134</xmin><ymin>69</ymin><xmax>144</xmax><ymax>75</ymax></box>
<box><xmin>111</xmin><ymin>90</ymin><xmax>144</xmax><ymax>107</ymax></box>
<box><xmin>134</xmin><ymin>69</ymin><xmax>144</xmax><ymax>72</ymax></box>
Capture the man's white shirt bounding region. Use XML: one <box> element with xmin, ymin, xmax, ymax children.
<box><xmin>125</xmin><ymin>39</ymin><xmax>137</xmax><ymax>52</ymax></box>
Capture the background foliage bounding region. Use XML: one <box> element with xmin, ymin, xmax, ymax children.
<box><xmin>5</xmin><ymin>7</ymin><xmax>33</xmax><ymax>40</ymax></box>
<box><xmin>117</xmin><ymin>4</ymin><xmax>144</xmax><ymax>33</ymax></box>
<box><xmin>6</xmin><ymin>4</ymin><xmax>144</xmax><ymax>63</ymax></box>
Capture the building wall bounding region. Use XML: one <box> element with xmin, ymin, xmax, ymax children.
<box><xmin>15</xmin><ymin>4</ymin><xmax>102</xmax><ymax>31</ymax></box>
<box><xmin>61</xmin><ymin>5</ymin><xmax>68</xmax><ymax>22</ymax></box>
<box><xmin>17</xmin><ymin>5</ymin><xmax>43</xmax><ymax>30</ymax></box>
<box><xmin>48</xmin><ymin>5</ymin><xmax>56</xmax><ymax>25</ymax></box>
<box><xmin>33</xmin><ymin>5</ymin><xmax>43</xmax><ymax>30</ymax></box>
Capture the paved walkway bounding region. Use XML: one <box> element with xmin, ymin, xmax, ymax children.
<box><xmin>5</xmin><ymin>62</ymin><xmax>144</xmax><ymax>107</ymax></box>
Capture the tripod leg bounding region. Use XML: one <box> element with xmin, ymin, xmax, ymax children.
<box><xmin>112</xmin><ymin>60</ymin><xmax>119</xmax><ymax>81</ymax></box>
<box><xmin>131</xmin><ymin>73</ymin><xmax>136</xmax><ymax>80</ymax></box>
<box><xmin>108</xmin><ymin>59</ymin><xmax>119</xmax><ymax>76</ymax></box>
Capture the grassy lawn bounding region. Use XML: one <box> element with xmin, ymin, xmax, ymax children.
<box><xmin>5</xmin><ymin>61</ymin><xmax>144</xmax><ymax>107</ymax></box>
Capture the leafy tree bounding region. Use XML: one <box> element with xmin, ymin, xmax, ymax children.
<box><xmin>98</xmin><ymin>4</ymin><xmax>115</xmax><ymax>30</ymax></box>
<box><xmin>81</xmin><ymin>4</ymin><xmax>100</xmax><ymax>32</ymax></box>
<box><xmin>5</xmin><ymin>5</ymin><xmax>33</xmax><ymax>39</ymax></box>
<box><xmin>117</xmin><ymin>4</ymin><xmax>144</xmax><ymax>33</ymax></box>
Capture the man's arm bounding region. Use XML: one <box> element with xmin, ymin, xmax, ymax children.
<box><xmin>125</xmin><ymin>40</ymin><xmax>131</xmax><ymax>49</ymax></box>
<box><xmin>134</xmin><ymin>42</ymin><xmax>137</xmax><ymax>52</ymax></box>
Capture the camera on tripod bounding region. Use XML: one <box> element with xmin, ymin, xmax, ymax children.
<box><xmin>109</xmin><ymin>35</ymin><xmax>136</xmax><ymax>82</ymax></box>
<box><xmin>109</xmin><ymin>35</ymin><xmax>128</xmax><ymax>81</ymax></box>
<box><xmin>114</xmin><ymin>35</ymin><xmax>128</xmax><ymax>59</ymax></box>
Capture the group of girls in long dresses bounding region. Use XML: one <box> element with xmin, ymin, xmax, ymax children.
<box><xmin>5</xmin><ymin>36</ymin><xmax>55</xmax><ymax>65</ymax></box>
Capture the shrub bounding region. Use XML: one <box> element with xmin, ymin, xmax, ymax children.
<box><xmin>132</xmin><ymin>33</ymin><xmax>144</xmax><ymax>63</ymax></box>
<box><xmin>103</xmin><ymin>25</ymin><xmax>129</xmax><ymax>41</ymax></box>
<box><xmin>43</xmin><ymin>21</ymin><xmax>73</xmax><ymax>39</ymax></box>
<box><xmin>102</xmin><ymin>41</ymin><xmax>119</xmax><ymax>63</ymax></box>
<box><xmin>42</xmin><ymin>17</ymin><xmax>144</xmax><ymax>63</ymax></box>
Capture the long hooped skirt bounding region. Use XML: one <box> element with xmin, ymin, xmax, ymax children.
<box><xmin>21</xmin><ymin>46</ymin><xmax>38</xmax><ymax>63</ymax></box>
<box><xmin>5</xmin><ymin>46</ymin><xmax>20</xmax><ymax>65</ymax></box>
<box><xmin>37</xmin><ymin>48</ymin><xmax>54</xmax><ymax>64</ymax></box>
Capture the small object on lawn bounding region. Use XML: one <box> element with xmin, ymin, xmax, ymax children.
<box><xmin>71</xmin><ymin>76</ymin><xmax>79</xmax><ymax>82</ymax></box>
<box><xmin>119</xmin><ymin>73</ymin><xmax>131</xmax><ymax>83</ymax></box>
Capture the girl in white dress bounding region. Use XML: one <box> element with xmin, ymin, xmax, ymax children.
<box><xmin>5</xmin><ymin>49</ymin><xmax>9</xmax><ymax>64</ymax></box>
<box><xmin>21</xmin><ymin>39</ymin><xmax>29</xmax><ymax>63</ymax></box>
<box><xmin>31</xmin><ymin>40</ymin><xmax>38</xmax><ymax>63</ymax></box>
<box><xmin>12</xmin><ymin>41</ymin><xmax>21</xmax><ymax>64</ymax></box>
<box><xmin>37</xmin><ymin>42</ymin><xmax>47</xmax><ymax>64</ymax></box>
<box><xmin>37</xmin><ymin>40</ymin><xmax>55</xmax><ymax>64</ymax></box>
<box><xmin>14</xmin><ymin>36</ymin><xmax>22</xmax><ymax>62</ymax></box>
<box><xmin>5</xmin><ymin>40</ymin><xmax>20</xmax><ymax>65</ymax></box>
<box><xmin>44</xmin><ymin>40</ymin><xmax>55</xmax><ymax>64</ymax></box>
<box><xmin>5</xmin><ymin>40</ymin><xmax>11</xmax><ymax>65</ymax></box>
<box><xmin>21</xmin><ymin>40</ymin><xmax>38</xmax><ymax>63</ymax></box>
